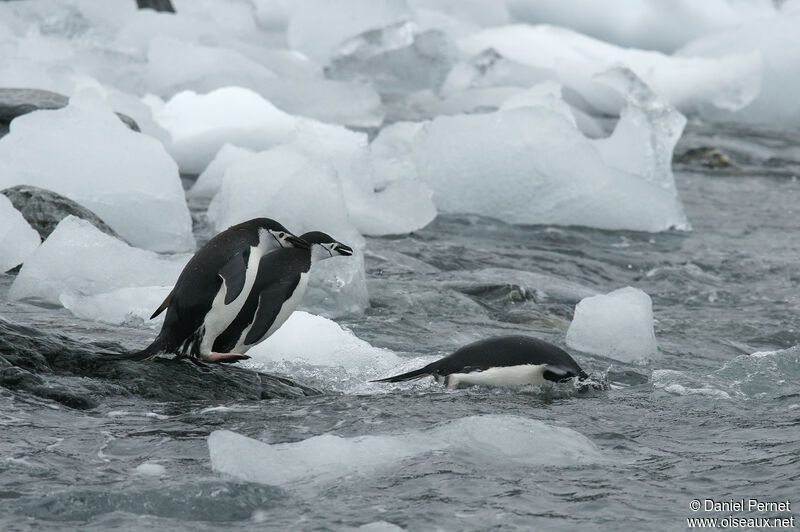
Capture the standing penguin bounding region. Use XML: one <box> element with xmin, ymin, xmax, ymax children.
<box><xmin>210</xmin><ymin>231</ymin><xmax>353</xmax><ymax>355</ymax></box>
<box><xmin>373</xmin><ymin>335</ymin><xmax>590</xmax><ymax>389</ymax></box>
<box><xmin>108</xmin><ymin>218</ymin><xmax>308</xmax><ymax>363</ymax></box>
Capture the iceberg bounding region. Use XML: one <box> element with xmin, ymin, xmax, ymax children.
<box><xmin>0</xmin><ymin>90</ymin><xmax>194</xmax><ymax>252</ymax></box>
<box><xmin>9</xmin><ymin>216</ymin><xmax>187</xmax><ymax>306</ymax></box>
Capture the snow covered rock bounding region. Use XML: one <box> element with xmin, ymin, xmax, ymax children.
<box><xmin>566</xmin><ymin>286</ymin><xmax>658</xmax><ymax>363</ymax></box>
<box><xmin>0</xmin><ymin>90</ymin><xmax>194</xmax><ymax>252</ymax></box>
<box><xmin>0</xmin><ymin>194</ymin><xmax>40</xmax><ymax>273</ymax></box>
<box><xmin>9</xmin><ymin>216</ymin><xmax>187</xmax><ymax>306</ymax></box>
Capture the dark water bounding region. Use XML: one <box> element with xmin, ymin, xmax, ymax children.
<box><xmin>1</xmin><ymin>123</ymin><xmax>799</xmax><ymax>531</ymax></box>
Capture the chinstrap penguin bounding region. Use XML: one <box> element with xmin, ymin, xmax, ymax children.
<box><xmin>373</xmin><ymin>335</ymin><xmax>591</xmax><ymax>389</ymax></box>
<box><xmin>105</xmin><ymin>218</ymin><xmax>308</xmax><ymax>363</ymax></box>
<box><xmin>209</xmin><ymin>230</ymin><xmax>353</xmax><ymax>355</ymax></box>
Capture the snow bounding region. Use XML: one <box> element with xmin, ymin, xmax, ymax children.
<box><xmin>9</xmin><ymin>216</ymin><xmax>187</xmax><ymax>306</ymax></box>
<box><xmin>209</xmin><ymin>415</ymin><xmax>602</xmax><ymax>488</ymax></box>
<box><xmin>566</xmin><ymin>286</ymin><xmax>658</xmax><ymax>363</ymax></box>
<box><xmin>0</xmin><ymin>90</ymin><xmax>194</xmax><ymax>253</ymax></box>
<box><xmin>0</xmin><ymin>195</ymin><xmax>41</xmax><ymax>273</ymax></box>
<box><xmin>410</xmin><ymin>76</ymin><xmax>688</xmax><ymax>232</ymax></box>
<box><xmin>506</xmin><ymin>0</ymin><xmax>777</xmax><ymax>53</ymax></box>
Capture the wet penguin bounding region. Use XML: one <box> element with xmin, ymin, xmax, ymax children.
<box><xmin>373</xmin><ymin>335</ymin><xmax>590</xmax><ymax>389</ymax></box>
<box><xmin>209</xmin><ymin>231</ymin><xmax>353</xmax><ymax>355</ymax></box>
<box><xmin>108</xmin><ymin>218</ymin><xmax>308</xmax><ymax>363</ymax></box>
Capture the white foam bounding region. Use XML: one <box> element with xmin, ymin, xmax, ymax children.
<box><xmin>209</xmin><ymin>415</ymin><xmax>602</xmax><ymax>488</ymax></box>
<box><xmin>566</xmin><ymin>286</ymin><xmax>658</xmax><ymax>363</ymax></box>
<box><xmin>0</xmin><ymin>90</ymin><xmax>194</xmax><ymax>253</ymax></box>
<box><xmin>0</xmin><ymin>194</ymin><xmax>40</xmax><ymax>273</ymax></box>
<box><xmin>9</xmin><ymin>216</ymin><xmax>187</xmax><ymax>306</ymax></box>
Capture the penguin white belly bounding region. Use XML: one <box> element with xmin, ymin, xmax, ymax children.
<box><xmin>200</xmin><ymin>239</ymin><xmax>271</xmax><ymax>354</ymax></box>
<box><xmin>232</xmin><ymin>271</ymin><xmax>310</xmax><ymax>354</ymax></box>
<box><xmin>441</xmin><ymin>364</ymin><xmax>548</xmax><ymax>389</ymax></box>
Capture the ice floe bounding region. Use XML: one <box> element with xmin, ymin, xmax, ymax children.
<box><xmin>0</xmin><ymin>194</ymin><xmax>40</xmax><ymax>273</ymax></box>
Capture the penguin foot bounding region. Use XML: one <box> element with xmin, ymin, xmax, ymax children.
<box><xmin>199</xmin><ymin>352</ymin><xmax>251</xmax><ymax>364</ymax></box>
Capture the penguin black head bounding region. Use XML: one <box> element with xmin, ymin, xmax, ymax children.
<box><xmin>301</xmin><ymin>231</ymin><xmax>354</xmax><ymax>259</ymax></box>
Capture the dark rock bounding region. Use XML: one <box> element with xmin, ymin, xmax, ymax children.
<box><xmin>0</xmin><ymin>88</ymin><xmax>140</xmax><ymax>135</ymax></box>
<box><xmin>0</xmin><ymin>318</ymin><xmax>320</xmax><ymax>409</ymax></box>
<box><xmin>0</xmin><ymin>185</ymin><xmax>121</xmax><ymax>241</ymax></box>
<box><xmin>136</xmin><ymin>0</ymin><xmax>175</xmax><ymax>13</ymax></box>
<box><xmin>674</xmin><ymin>147</ymin><xmax>736</xmax><ymax>169</ymax></box>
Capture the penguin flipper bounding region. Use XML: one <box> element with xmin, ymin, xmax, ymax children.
<box><xmin>219</xmin><ymin>250</ymin><xmax>250</xmax><ymax>305</ymax></box>
<box><xmin>149</xmin><ymin>288</ymin><xmax>173</xmax><ymax>320</ymax></box>
<box><xmin>542</xmin><ymin>364</ymin><xmax>583</xmax><ymax>382</ymax></box>
<box><xmin>243</xmin><ymin>275</ymin><xmax>301</xmax><ymax>345</ymax></box>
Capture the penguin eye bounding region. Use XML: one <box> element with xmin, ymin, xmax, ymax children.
<box><xmin>278</xmin><ymin>232</ymin><xmax>286</xmax><ymax>239</ymax></box>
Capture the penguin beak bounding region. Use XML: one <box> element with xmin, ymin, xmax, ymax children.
<box><xmin>337</xmin><ymin>244</ymin><xmax>353</xmax><ymax>256</ymax></box>
<box><xmin>287</xmin><ymin>234</ymin><xmax>309</xmax><ymax>249</ymax></box>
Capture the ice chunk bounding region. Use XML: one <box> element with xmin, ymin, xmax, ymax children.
<box><xmin>677</xmin><ymin>6</ymin><xmax>800</xmax><ymax>128</ymax></box>
<box><xmin>188</xmin><ymin>144</ymin><xmax>256</xmax><ymax>200</ymax></box>
<box><xmin>410</xmin><ymin>80</ymin><xmax>688</xmax><ymax>232</ymax></box>
<box><xmin>287</xmin><ymin>0</ymin><xmax>412</xmax><ymax>63</ymax></box>
<box><xmin>566</xmin><ymin>286</ymin><xmax>658</xmax><ymax>363</ymax></box>
<box><xmin>459</xmin><ymin>24</ymin><xmax>762</xmax><ymax>116</ymax></box>
<box><xmin>327</xmin><ymin>22</ymin><xmax>458</xmax><ymax>96</ymax></box>
<box><xmin>0</xmin><ymin>90</ymin><xmax>194</xmax><ymax>252</ymax></box>
<box><xmin>246</xmin><ymin>311</ymin><xmax>401</xmax><ymax>370</ymax></box>
<box><xmin>134</xmin><ymin>462</ymin><xmax>167</xmax><ymax>477</ymax></box>
<box><xmin>148</xmin><ymin>86</ymin><xmax>297</xmax><ymax>175</ymax></box>
<box><xmin>506</xmin><ymin>0</ymin><xmax>776</xmax><ymax>53</ymax></box>
<box><xmin>9</xmin><ymin>216</ymin><xmax>187</xmax><ymax>306</ymax></box>
<box><xmin>0</xmin><ymin>194</ymin><xmax>41</xmax><ymax>272</ymax></box>
<box><xmin>408</xmin><ymin>0</ymin><xmax>510</xmax><ymax>27</ymax></box>
<box><xmin>368</xmin><ymin>121</ymin><xmax>425</xmax><ymax>189</ymax></box>
<box><xmin>208</xmin><ymin>415</ymin><xmax>602</xmax><ymax>488</ymax></box>
<box><xmin>59</xmin><ymin>286</ymin><xmax>172</xmax><ymax>328</ymax></box>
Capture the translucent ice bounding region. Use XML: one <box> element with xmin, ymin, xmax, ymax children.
<box><xmin>410</xmin><ymin>77</ymin><xmax>689</xmax><ymax>232</ymax></box>
<box><xmin>9</xmin><ymin>216</ymin><xmax>187</xmax><ymax>306</ymax></box>
<box><xmin>148</xmin><ymin>86</ymin><xmax>297</xmax><ymax>175</ymax></box>
<box><xmin>188</xmin><ymin>144</ymin><xmax>256</xmax><ymax>200</ymax></box>
<box><xmin>566</xmin><ymin>286</ymin><xmax>658</xmax><ymax>363</ymax></box>
<box><xmin>0</xmin><ymin>194</ymin><xmax>41</xmax><ymax>273</ymax></box>
<box><xmin>459</xmin><ymin>24</ymin><xmax>761</xmax><ymax>116</ymax></box>
<box><xmin>208</xmin><ymin>415</ymin><xmax>602</xmax><ymax>488</ymax></box>
<box><xmin>287</xmin><ymin>0</ymin><xmax>412</xmax><ymax>63</ymax></box>
<box><xmin>0</xmin><ymin>90</ymin><xmax>194</xmax><ymax>252</ymax></box>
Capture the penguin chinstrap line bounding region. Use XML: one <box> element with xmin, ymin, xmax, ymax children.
<box><xmin>373</xmin><ymin>335</ymin><xmax>591</xmax><ymax>389</ymax></box>
<box><xmin>105</xmin><ymin>219</ymin><xmax>352</xmax><ymax>363</ymax></box>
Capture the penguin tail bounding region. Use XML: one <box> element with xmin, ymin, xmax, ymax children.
<box><xmin>371</xmin><ymin>367</ymin><xmax>431</xmax><ymax>383</ymax></box>
<box><xmin>100</xmin><ymin>340</ymin><xmax>164</xmax><ymax>362</ymax></box>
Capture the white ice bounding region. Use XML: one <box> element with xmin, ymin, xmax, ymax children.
<box><xmin>505</xmin><ymin>0</ymin><xmax>776</xmax><ymax>53</ymax></box>
<box><xmin>0</xmin><ymin>90</ymin><xmax>194</xmax><ymax>253</ymax></box>
<box><xmin>410</xmin><ymin>76</ymin><xmax>688</xmax><ymax>232</ymax></box>
<box><xmin>9</xmin><ymin>216</ymin><xmax>187</xmax><ymax>306</ymax></box>
<box><xmin>59</xmin><ymin>286</ymin><xmax>172</xmax><ymax>328</ymax></box>
<box><xmin>134</xmin><ymin>462</ymin><xmax>167</xmax><ymax>477</ymax></box>
<box><xmin>147</xmin><ymin>86</ymin><xmax>297</xmax><ymax>175</ymax></box>
<box><xmin>566</xmin><ymin>286</ymin><xmax>658</xmax><ymax>363</ymax></box>
<box><xmin>677</xmin><ymin>4</ymin><xmax>800</xmax><ymax>128</ymax></box>
<box><xmin>244</xmin><ymin>311</ymin><xmax>401</xmax><ymax>390</ymax></box>
<box><xmin>208</xmin><ymin>415</ymin><xmax>603</xmax><ymax>488</ymax></box>
<box><xmin>0</xmin><ymin>195</ymin><xmax>40</xmax><ymax>273</ymax></box>
<box><xmin>189</xmin><ymin>144</ymin><xmax>256</xmax><ymax>200</ymax></box>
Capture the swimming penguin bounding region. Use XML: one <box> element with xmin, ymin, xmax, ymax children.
<box><xmin>107</xmin><ymin>218</ymin><xmax>308</xmax><ymax>363</ymax></box>
<box><xmin>208</xmin><ymin>230</ymin><xmax>353</xmax><ymax>355</ymax></box>
<box><xmin>373</xmin><ymin>335</ymin><xmax>590</xmax><ymax>389</ymax></box>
